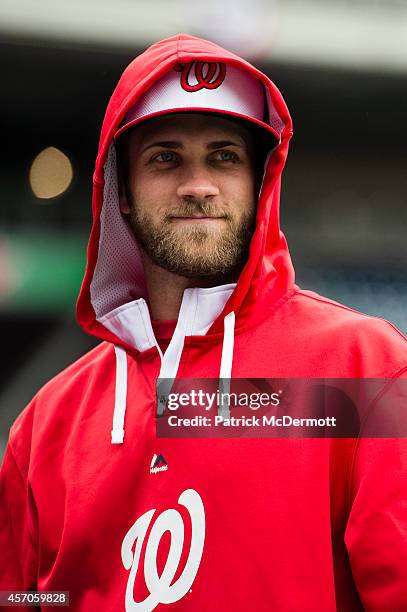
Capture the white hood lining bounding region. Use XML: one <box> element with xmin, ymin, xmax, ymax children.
<box><xmin>90</xmin><ymin>145</ymin><xmax>148</xmax><ymax>319</ymax></box>
<box><xmin>265</xmin><ymin>86</ymin><xmax>286</xmax><ymax>135</ymax></box>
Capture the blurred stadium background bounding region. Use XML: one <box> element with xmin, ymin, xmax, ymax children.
<box><xmin>1</xmin><ymin>0</ymin><xmax>406</xmax><ymax>458</ymax></box>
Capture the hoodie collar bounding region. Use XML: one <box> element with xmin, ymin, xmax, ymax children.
<box><xmin>98</xmin><ymin>283</ymin><xmax>236</xmax><ymax>353</ymax></box>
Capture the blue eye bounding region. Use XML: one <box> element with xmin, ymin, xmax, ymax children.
<box><xmin>215</xmin><ymin>150</ymin><xmax>238</xmax><ymax>162</ymax></box>
<box><xmin>155</xmin><ymin>151</ymin><xmax>176</xmax><ymax>163</ymax></box>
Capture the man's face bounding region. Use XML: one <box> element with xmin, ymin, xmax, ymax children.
<box><xmin>119</xmin><ymin>113</ymin><xmax>258</xmax><ymax>279</ymax></box>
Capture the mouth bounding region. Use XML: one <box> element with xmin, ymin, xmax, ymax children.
<box><xmin>170</xmin><ymin>216</ymin><xmax>226</xmax><ymax>221</ymax></box>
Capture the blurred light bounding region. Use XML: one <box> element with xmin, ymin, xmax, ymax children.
<box><xmin>29</xmin><ymin>147</ymin><xmax>73</xmax><ymax>200</ymax></box>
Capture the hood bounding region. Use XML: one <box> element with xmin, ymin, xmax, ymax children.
<box><xmin>76</xmin><ymin>33</ymin><xmax>295</xmax><ymax>352</ymax></box>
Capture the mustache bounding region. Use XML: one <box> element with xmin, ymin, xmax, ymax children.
<box><xmin>164</xmin><ymin>199</ymin><xmax>231</xmax><ymax>220</ymax></box>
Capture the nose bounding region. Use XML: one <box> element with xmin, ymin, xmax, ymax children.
<box><xmin>176</xmin><ymin>166</ymin><xmax>220</xmax><ymax>200</ymax></box>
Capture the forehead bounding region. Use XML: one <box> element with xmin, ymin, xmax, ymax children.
<box><xmin>126</xmin><ymin>113</ymin><xmax>253</xmax><ymax>151</ymax></box>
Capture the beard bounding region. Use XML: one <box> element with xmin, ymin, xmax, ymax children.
<box><xmin>127</xmin><ymin>197</ymin><xmax>256</xmax><ymax>279</ymax></box>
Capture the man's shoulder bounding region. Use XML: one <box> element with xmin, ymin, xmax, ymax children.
<box><xmin>285</xmin><ymin>287</ymin><xmax>407</xmax><ymax>376</ymax></box>
<box><xmin>9</xmin><ymin>341</ymin><xmax>115</xmax><ymax>447</ymax></box>
<box><xmin>38</xmin><ymin>340</ymin><xmax>115</xmax><ymax>397</ymax></box>
<box><xmin>292</xmin><ymin>286</ymin><xmax>406</xmax><ymax>339</ymax></box>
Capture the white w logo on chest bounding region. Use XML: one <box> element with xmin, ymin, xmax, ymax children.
<box><xmin>121</xmin><ymin>489</ymin><xmax>205</xmax><ymax>611</ymax></box>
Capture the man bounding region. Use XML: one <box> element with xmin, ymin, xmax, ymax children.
<box><xmin>1</xmin><ymin>33</ymin><xmax>406</xmax><ymax>611</ymax></box>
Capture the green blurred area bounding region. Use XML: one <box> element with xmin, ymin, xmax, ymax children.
<box><xmin>0</xmin><ymin>232</ymin><xmax>87</xmax><ymax>313</ymax></box>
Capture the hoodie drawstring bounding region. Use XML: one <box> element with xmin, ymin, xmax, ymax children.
<box><xmin>111</xmin><ymin>346</ymin><xmax>128</xmax><ymax>444</ymax></box>
<box><xmin>111</xmin><ymin>311</ymin><xmax>236</xmax><ymax>444</ymax></box>
<box><xmin>218</xmin><ymin>311</ymin><xmax>235</xmax><ymax>421</ymax></box>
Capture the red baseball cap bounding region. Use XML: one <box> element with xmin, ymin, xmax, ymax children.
<box><xmin>114</xmin><ymin>61</ymin><xmax>280</xmax><ymax>146</ymax></box>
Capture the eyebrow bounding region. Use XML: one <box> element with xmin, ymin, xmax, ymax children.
<box><xmin>207</xmin><ymin>140</ymin><xmax>245</xmax><ymax>150</ymax></box>
<box><xmin>141</xmin><ymin>139</ymin><xmax>245</xmax><ymax>153</ymax></box>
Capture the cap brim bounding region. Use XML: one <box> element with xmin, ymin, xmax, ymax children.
<box><xmin>114</xmin><ymin>107</ymin><xmax>280</xmax><ymax>147</ymax></box>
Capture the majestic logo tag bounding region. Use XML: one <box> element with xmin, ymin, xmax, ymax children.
<box><xmin>121</xmin><ymin>489</ymin><xmax>205</xmax><ymax>611</ymax></box>
<box><xmin>150</xmin><ymin>453</ymin><xmax>168</xmax><ymax>474</ymax></box>
<box><xmin>175</xmin><ymin>61</ymin><xmax>226</xmax><ymax>92</ymax></box>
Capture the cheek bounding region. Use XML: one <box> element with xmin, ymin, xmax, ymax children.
<box><xmin>131</xmin><ymin>173</ymin><xmax>177</xmax><ymax>219</ymax></box>
<box><xmin>133</xmin><ymin>170</ymin><xmax>175</xmax><ymax>200</ymax></box>
<box><xmin>227</xmin><ymin>173</ymin><xmax>257</xmax><ymax>214</ymax></box>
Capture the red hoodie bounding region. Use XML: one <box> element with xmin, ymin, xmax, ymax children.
<box><xmin>1</xmin><ymin>34</ymin><xmax>407</xmax><ymax>612</ymax></box>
